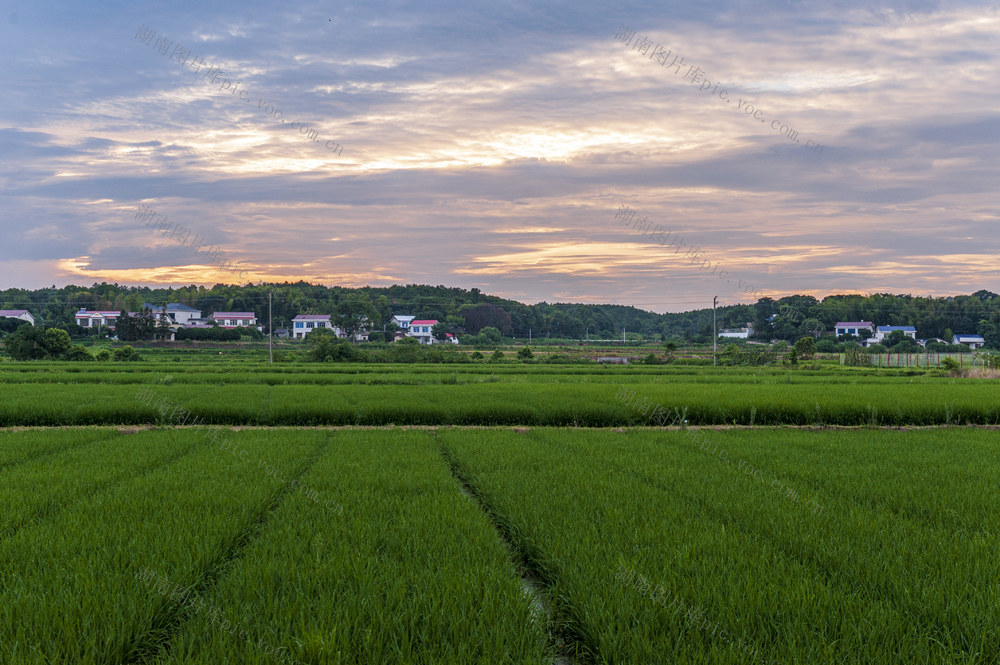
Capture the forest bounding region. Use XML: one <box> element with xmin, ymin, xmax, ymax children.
<box><xmin>1</xmin><ymin>283</ymin><xmax>998</xmax><ymax>347</ymax></box>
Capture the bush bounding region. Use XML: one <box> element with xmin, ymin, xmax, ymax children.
<box><xmin>113</xmin><ymin>345</ymin><xmax>141</xmax><ymax>362</ymax></box>
<box><xmin>64</xmin><ymin>346</ymin><xmax>94</xmax><ymax>361</ymax></box>
<box><xmin>940</xmin><ymin>357</ymin><xmax>960</xmax><ymax>373</ymax></box>
<box><xmin>517</xmin><ymin>347</ymin><xmax>534</xmax><ymax>360</ymax></box>
<box><xmin>490</xmin><ymin>349</ymin><xmax>505</xmax><ymax>362</ymax></box>
<box><xmin>367</xmin><ymin>331</ymin><xmax>387</xmax><ymax>343</ymax></box>
<box><xmin>95</xmin><ymin>349</ymin><xmax>112</xmax><ymax>361</ymax></box>
<box><xmin>642</xmin><ymin>353</ymin><xmax>662</xmax><ymax>365</ymax></box>
<box><xmin>815</xmin><ymin>337</ymin><xmax>838</xmax><ymax>353</ymax></box>
<box><xmin>470</xmin><ymin>351</ymin><xmax>484</xmax><ymax>361</ymax></box>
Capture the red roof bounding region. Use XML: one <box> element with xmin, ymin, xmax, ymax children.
<box><xmin>411</xmin><ymin>319</ymin><xmax>438</xmax><ymax>325</ymax></box>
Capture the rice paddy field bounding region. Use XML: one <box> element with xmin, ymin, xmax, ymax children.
<box><xmin>1</xmin><ymin>359</ymin><xmax>998</xmax><ymax>664</ymax></box>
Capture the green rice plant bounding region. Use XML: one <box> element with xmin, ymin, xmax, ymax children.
<box><xmin>439</xmin><ymin>428</ymin><xmax>1000</xmax><ymax>664</ymax></box>
<box><xmin>0</xmin><ymin>429</ymin><xmax>323</xmax><ymax>664</ymax></box>
<box><xmin>158</xmin><ymin>430</ymin><xmax>551</xmax><ymax>664</ymax></box>
<box><xmin>0</xmin><ymin>428</ymin><xmax>115</xmax><ymax>469</ymax></box>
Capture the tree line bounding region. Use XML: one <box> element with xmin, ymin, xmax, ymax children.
<box><xmin>2</xmin><ymin>283</ymin><xmax>998</xmax><ymax>348</ymax></box>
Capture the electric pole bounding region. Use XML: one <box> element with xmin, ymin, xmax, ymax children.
<box><xmin>268</xmin><ymin>292</ymin><xmax>273</xmax><ymax>365</ymax></box>
<box><xmin>713</xmin><ymin>296</ymin><xmax>718</xmax><ymax>366</ymax></box>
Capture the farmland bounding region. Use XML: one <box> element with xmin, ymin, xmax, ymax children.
<box><xmin>0</xmin><ymin>360</ymin><xmax>998</xmax><ymax>663</ymax></box>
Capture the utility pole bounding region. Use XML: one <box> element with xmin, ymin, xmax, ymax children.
<box><xmin>713</xmin><ymin>296</ymin><xmax>718</xmax><ymax>366</ymax></box>
<box><xmin>529</xmin><ymin>329</ymin><xmax>531</xmax><ymax>343</ymax></box>
<box><xmin>268</xmin><ymin>292</ymin><xmax>273</xmax><ymax>365</ymax></box>
<box><xmin>622</xmin><ymin>327</ymin><xmax>625</xmax><ymax>343</ymax></box>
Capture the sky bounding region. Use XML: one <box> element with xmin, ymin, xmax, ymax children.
<box><xmin>0</xmin><ymin>0</ymin><xmax>997</xmax><ymax>313</ymax></box>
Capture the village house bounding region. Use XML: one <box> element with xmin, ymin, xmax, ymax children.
<box><xmin>871</xmin><ymin>325</ymin><xmax>917</xmax><ymax>343</ymax></box>
<box><xmin>408</xmin><ymin>319</ymin><xmax>438</xmax><ymax>345</ymax></box>
<box><xmin>835</xmin><ymin>321</ymin><xmax>874</xmax><ymax>337</ymax></box>
<box><xmin>392</xmin><ymin>315</ymin><xmax>415</xmax><ymax>331</ymax></box>
<box><xmin>292</xmin><ymin>314</ymin><xmax>339</xmax><ymax>339</ymax></box>
<box><xmin>0</xmin><ymin>309</ymin><xmax>35</xmax><ymax>326</ymax></box>
<box><xmin>719</xmin><ymin>326</ymin><xmax>752</xmax><ymax>339</ymax></box>
<box><xmin>144</xmin><ymin>303</ymin><xmax>202</xmax><ymax>325</ymax></box>
<box><xmin>209</xmin><ymin>312</ymin><xmax>259</xmax><ymax>329</ymax></box>
<box><xmin>74</xmin><ymin>309</ymin><xmax>124</xmax><ymax>329</ymax></box>
<box><xmin>952</xmin><ymin>334</ymin><xmax>985</xmax><ymax>350</ymax></box>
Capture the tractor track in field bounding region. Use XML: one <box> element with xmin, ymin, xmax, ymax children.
<box><xmin>118</xmin><ymin>435</ymin><xmax>331</xmax><ymax>665</ymax></box>
<box><xmin>0</xmin><ymin>435</ymin><xmax>203</xmax><ymax>544</ymax></box>
<box><xmin>4</xmin><ymin>423</ymin><xmax>1000</xmax><ymax>432</ymax></box>
<box><xmin>437</xmin><ymin>438</ymin><xmax>588</xmax><ymax>665</ymax></box>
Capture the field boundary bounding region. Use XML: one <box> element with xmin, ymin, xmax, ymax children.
<box><xmin>4</xmin><ymin>424</ymin><xmax>1000</xmax><ymax>433</ymax></box>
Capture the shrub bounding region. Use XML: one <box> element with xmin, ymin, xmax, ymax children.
<box><xmin>113</xmin><ymin>345</ymin><xmax>141</xmax><ymax>362</ymax></box>
<box><xmin>470</xmin><ymin>351</ymin><xmax>484</xmax><ymax>361</ymax></box>
<box><xmin>64</xmin><ymin>346</ymin><xmax>94</xmax><ymax>361</ymax></box>
<box><xmin>490</xmin><ymin>349</ymin><xmax>505</xmax><ymax>362</ymax></box>
<box><xmin>95</xmin><ymin>349</ymin><xmax>112</xmax><ymax>361</ymax></box>
<box><xmin>940</xmin><ymin>357</ymin><xmax>960</xmax><ymax>372</ymax></box>
<box><xmin>642</xmin><ymin>353</ymin><xmax>662</xmax><ymax>365</ymax></box>
<box><xmin>517</xmin><ymin>347</ymin><xmax>534</xmax><ymax>360</ymax></box>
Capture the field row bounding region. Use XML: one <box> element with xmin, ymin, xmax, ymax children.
<box><xmin>0</xmin><ymin>361</ymin><xmax>930</xmax><ymax>384</ymax></box>
<box><xmin>1</xmin><ymin>380</ymin><xmax>997</xmax><ymax>426</ymax></box>
<box><xmin>1</xmin><ymin>427</ymin><xmax>998</xmax><ymax>663</ymax></box>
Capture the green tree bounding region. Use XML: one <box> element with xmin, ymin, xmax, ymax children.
<box><xmin>794</xmin><ymin>336</ymin><xmax>816</xmax><ymax>359</ymax></box>
<box><xmin>42</xmin><ymin>328</ymin><xmax>72</xmax><ymax>357</ymax></box>
<box><xmin>490</xmin><ymin>349</ymin><xmax>505</xmax><ymax>362</ymax></box>
<box><xmin>799</xmin><ymin>318</ymin><xmax>825</xmax><ymax>339</ymax></box>
<box><xmin>517</xmin><ymin>346</ymin><xmax>534</xmax><ymax>360</ymax></box>
<box><xmin>4</xmin><ymin>326</ymin><xmax>48</xmax><ymax>360</ymax></box>
<box><xmin>116</xmin><ymin>310</ymin><xmax>155</xmax><ymax>342</ymax></box>
<box><xmin>432</xmin><ymin>322</ymin><xmax>453</xmax><ymax>342</ymax></box>
<box><xmin>334</xmin><ymin>294</ymin><xmax>378</xmax><ymax>342</ymax></box>
<box><xmin>476</xmin><ymin>326</ymin><xmax>503</xmax><ymax>345</ymax></box>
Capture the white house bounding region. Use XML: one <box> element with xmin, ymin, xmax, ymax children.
<box><xmin>209</xmin><ymin>312</ymin><xmax>258</xmax><ymax>329</ymax></box>
<box><xmin>292</xmin><ymin>314</ymin><xmax>338</xmax><ymax>339</ymax></box>
<box><xmin>835</xmin><ymin>321</ymin><xmax>874</xmax><ymax>337</ymax></box>
<box><xmin>408</xmin><ymin>319</ymin><xmax>438</xmax><ymax>344</ymax></box>
<box><xmin>392</xmin><ymin>315</ymin><xmax>415</xmax><ymax>331</ymax></box>
<box><xmin>144</xmin><ymin>303</ymin><xmax>202</xmax><ymax>325</ymax></box>
<box><xmin>0</xmin><ymin>309</ymin><xmax>35</xmax><ymax>326</ymax></box>
<box><xmin>953</xmin><ymin>334</ymin><xmax>985</xmax><ymax>350</ymax></box>
<box><xmin>75</xmin><ymin>309</ymin><xmax>124</xmax><ymax>329</ymax></box>
<box><xmin>719</xmin><ymin>327</ymin><xmax>750</xmax><ymax>339</ymax></box>
<box><xmin>872</xmin><ymin>326</ymin><xmax>917</xmax><ymax>343</ymax></box>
